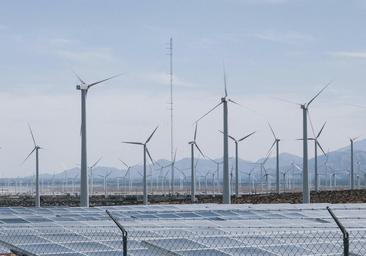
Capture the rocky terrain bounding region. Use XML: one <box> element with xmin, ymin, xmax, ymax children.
<box><xmin>0</xmin><ymin>189</ymin><xmax>365</xmax><ymax>207</ymax></box>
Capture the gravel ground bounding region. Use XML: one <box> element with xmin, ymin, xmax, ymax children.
<box><xmin>0</xmin><ymin>189</ymin><xmax>365</xmax><ymax>207</ymax></box>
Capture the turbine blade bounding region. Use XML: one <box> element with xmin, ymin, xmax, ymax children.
<box><xmin>346</xmin><ymin>103</ymin><xmax>366</xmax><ymax>109</ymax></box>
<box><xmin>27</xmin><ymin>123</ymin><xmax>37</xmax><ymax>147</ymax></box>
<box><xmin>119</xmin><ymin>159</ymin><xmax>129</xmax><ymax>168</ymax></box>
<box><xmin>146</xmin><ymin>148</ymin><xmax>155</xmax><ymax>165</ymax></box>
<box><xmin>88</xmin><ymin>73</ymin><xmax>124</xmax><ymax>89</ymax></box>
<box><xmin>218</xmin><ymin>130</ymin><xmax>236</xmax><ymax>142</ymax></box>
<box><xmin>307</xmin><ymin>109</ymin><xmax>316</xmax><ymax>137</ymax></box>
<box><xmin>175</xmin><ymin>166</ymin><xmax>186</xmax><ymax>177</ymax></box>
<box><xmin>228</xmin><ymin>99</ymin><xmax>240</xmax><ymax>106</ymax></box>
<box><xmin>194</xmin><ymin>123</ymin><xmax>198</xmax><ymax>142</ymax></box>
<box><xmin>317</xmin><ymin>141</ymin><xmax>327</xmax><ymax>156</ymax></box>
<box><xmin>146</xmin><ymin>126</ymin><xmax>159</xmax><ymax>144</ymax></box>
<box><xmin>267</xmin><ymin>122</ymin><xmax>276</xmax><ymax>139</ymax></box>
<box><xmin>316</xmin><ymin>121</ymin><xmax>327</xmax><ymax>138</ymax></box>
<box><xmin>271</xmin><ymin>97</ymin><xmax>301</xmax><ymax>106</ymax></box>
<box><xmin>195</xmin><ymin>102</ymin><xmax>222</xmax><ymax>123</ymax></box>
<box><xmin>264</xmin><ymin>141</ymin><xmax>276</xmax><ymax>164</ymax></box>
<box><xmin>195</xmin><ymin>143</ymin><xmax>205</xmax><ymax>158</ymax></box>
<box><xmin>122</xmin><ymin>141</ymin><xmax>144</xmax><ymax>145</ymax></box>
<box><xmin>173</xmin><ymin>148</ymin><xmax>177</xmax><ymax>163</ymax></box>
<box><xmin>73</xmin><ymin>71</ymin><xmax>86</xmax><ymax>84</ymax></box>
<box><xmin>223</xmin><ymin>64</ymin><xmax>228</xmax><ymax>97</ymax></box>
<box><xmin>238</xmin><ymin>131</ymin><xmax>256</xmax><ymax>142</ymax></box>
<box><xmin>22</xmin><ymin>147</ymin><xmax>36</xmax><ymax>164</ymax></box>
<box><xmin>307</xmin><ymin>81</ymin><xmax>332</xmax><ymax>107</ymax></box>
<box><xmin>92</xmin><ymin>157</ymin><xmax>102</xmax><ymax>168</ymax></box>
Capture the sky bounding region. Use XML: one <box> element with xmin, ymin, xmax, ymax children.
<box><xmin>1</xmin><ymin>0</ymin><xmax>366</xmax><ymax>177</ymax></box>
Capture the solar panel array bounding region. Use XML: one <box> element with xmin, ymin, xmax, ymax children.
<box><xmin>0</xmin><ymin>203</ymin><xmax>364</xmax><ymax>255</ymax></box>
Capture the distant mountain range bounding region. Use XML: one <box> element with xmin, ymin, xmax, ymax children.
<box><xmin>9</xmin><ymin>138</ymin><xmax>366</xmax><ymax>184</ymax></box>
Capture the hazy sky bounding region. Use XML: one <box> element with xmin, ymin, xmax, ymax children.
<box><xmin>1</xmin><ymin>0</ymin><xmax>366</xmax><ymax>177</ymax></box>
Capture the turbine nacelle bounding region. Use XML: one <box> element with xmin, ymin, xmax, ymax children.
<box><xmin>76</xmin><ymin>84</ymin><xmax>89</xmax><ymax>90</ymax></box>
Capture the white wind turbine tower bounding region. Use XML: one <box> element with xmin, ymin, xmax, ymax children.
<box><xmin>263</xmin><ymin>169</ymin><xmax>271</xmax><ymax>192</ymax></box>
<box><xmin>188</xmin><ymin>123</ymin><xmax>205</xmax><ymax>203</ymax></box>
<box><xmin>350</xmin><ymin>136</ymin><xmax>358</xmax><ymax>190</ymax></box>
<box><xmin>243</xmin><ymin>168</ymin><xmax>256</xmax><ymax>194</ymax></box>
<box><xmin>308</xmin><ymin>121</ymin><xmax>327</xmax><ymax>192</ymax></box>
<box><xmin>89</xmin><ymin>157</ymin><xmax>102</xmax><ymax>196</ymax></box>
<box><xmin>163</xmin><ymin>149</ymin><xmax>177</xmax><ymax>195</ymax></box>
<box><xmin>281</xmin><ymin>167</ymin><xmax>292</xmax><ymax>192</ymax></box>
<box><xmin>74</xmin><ymin>72</ymin><xmax>121</xmax><ymax>207</ymax></box>
<box><xmin>196</xmin><ymin>68</ymin><xmax>239</xmax><ymax>204</ymax></box>
<box><xmin>174</xmin><ymin>166</ymin><xmax>188</xmax><ymax>193</ymax></box>
<box><xmin>222</xmin><ymin>130</ymin><xmax>255</xmax><ymax>197</ymax></box>
<box><xmin>282</xmin><ymin>82</ymin><xmax>330</xmax><ymax>203</ymax></box>
<box><xmin>23</xmin><ymin>124</ymin><xmax>43</xmax><ymax>208</ymax></box>
<box><xmin>206</xmin><ymin>157</ymin><xmax>223</xmax><ymax>196</ymax></box>
<box><xmin>98</xmin><ymin>171</ymin><xmax>112</xmax><ymax>197</ymax></box>
<box><xmin>123</xmin><ymin>126</ymin><xmax>158</xmax><ymax>205</ymax></box>
<box><xmin>267</xmin><ymin>123</ymin><xmax>280</xmax><ymax>194</ymax></box>
<box><xmin>119</xmin><ymin>159</ymin><xmax>132</xmax><ymax>195</ymax></box>
<box><xmin>72</xmin><ymin>174</ymin><xmax>79</xmax><ymax>194</ymax></box>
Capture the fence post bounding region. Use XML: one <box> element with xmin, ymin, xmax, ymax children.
<box><xmin>106</xmin><ymin>210</ymin><xmax>128</xmax><ymax>256</ymax></box>
<box><xmin>327</xmin><ymin>206</ymin><xmax>349</xmax><ymax>256</ymax></box>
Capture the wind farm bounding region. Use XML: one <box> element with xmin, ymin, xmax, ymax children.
<box><xmin>2</xmin><ymin>2</ymin><xmax>366</xmax><ymax>255</ymax></box>
<box><xmin>1</xmin><ymin>77</ymin><xmax>366</xmax><ymax>207</ymax></box>
<box><xmin>0</xmin><ymin>62</ymin><xmax>365</xmax><ymax>207</ymax></box>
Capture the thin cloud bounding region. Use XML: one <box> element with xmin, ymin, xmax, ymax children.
<box><xmin>252</xmin><ymin>31</ymin><xmax>315</xmax><ymax>44</ymax></box>
<box><xmin>328</xmin><ymin>51</ymin><xmax>366</xmax><ymax>59</ymax></box>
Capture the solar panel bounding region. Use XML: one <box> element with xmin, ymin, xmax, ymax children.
<box><xmin>0</xmin><ymin>204</ymin><xmax>364</xmax><ymax>255</ymax></box>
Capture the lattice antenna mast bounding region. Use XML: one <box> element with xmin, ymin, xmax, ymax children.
<box><xmin>168</xmin><ymin>37</ymin><xmax>174</xmax><ymax>193</ymax></box>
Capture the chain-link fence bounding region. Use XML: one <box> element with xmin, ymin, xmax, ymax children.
<box><xmin>0</xmin><ymin>208</ymin><xmax>365</xmax><ymax>256</ymax></box>
<box><xmin>127</xmin><ymin>226</ymin><xmax>348</xmax><ymax>255</ymax></box>
<box><xmin>349</xmin><ymin>229</ymin><xmax>366</xmax><ymax>255</ymax></box>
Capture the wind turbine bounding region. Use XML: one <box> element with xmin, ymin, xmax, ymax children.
<box><xmin>282</xmin><ymin>82</ymin><xmax>330</xmax><ymax>203</ymax></box>
<box><xmin>281</xmin><ymin>166</ymin><xmax>292</xmax><ymax>192</ymax></box>
<box><xmin>222</xmin><ymin>130</ymin><xmax>255</xmax><ymax>197</ymax></box>
<box><xmin>88</xmin><ymin>157</ymin><xmax>102</xmax><ymax>196</ymax></box>
<box><xmin>196</xmin><ymin>67</ymin><xmax>239</xmax><ymax>204</ymax></box>
<box><xmin>174</xmin><ymin>166</ymin><xmax>188</xmax><ymax>193</ymax></box>
<box><xmin>98</xmin><ymin>170</ymin><xmax>112</xmax><ymax>197</ymax></box>
<box><xmin>267</xmin><ymin>123</ymin><xmax>281</xmax><ymax>194</ymax></box>
<box><xmin>309</xmin><ymin>121</ymin><xmax>327</xmax><ymax>192</ymax></box>
<box><xmin>23</xmin><ymin>124</ymin><xmax>42</xmax><ymax>208</ymax></box>
<box><xmin>72</xmin><ymin>174</ymin><xmax>79</xmax><ymax>194</ymax></box>
<box><xmin>123</xmin><ymin>126</ymin><xmax>158</xmax><ymax>205</ymax></box>
<box><xmin>119</xmin><ymin>159</ymin><xmax>132</xmax><ymax>195</ymax></box>
<box><xmin>188</xmin><ymin>123</ymin><xmax>205</xmax><ymax>203</ymax></box>
<box><xmin>254</xmin><ymin>143</ymin><xmax>274</xmax><ymax>191</ymax></box>
<box><xmin>206</xmin><ymin>157</ymin><xmax>223</xmax><ymax>197</ymax></box>
<box><xmin>263</xmin><ymin>169</ymin><xmax>271</xmax><ymax>192</ymax></box>
<box><xmin>162</xmin><ymin>149</ymin><xmax>178</xmax><ymax>195</ymax></box>
<box><xmin>350</xmin><ymin>136</ymin><xmax>358</xmax><ymax>190</ymax></box>
<box><xmin>204</xmin><ymin>171</ymin><xmax>212</xmax><ymax>194</ymax></box>
<box><xmin>242</xmin><ymin>168</ymin><xmax>256</xmax><ymax>194</ymax></box>
<box><xmin>75</xmin><ymin>72</ymin><xmax>121</xmax><ymax>207</ymax></box>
